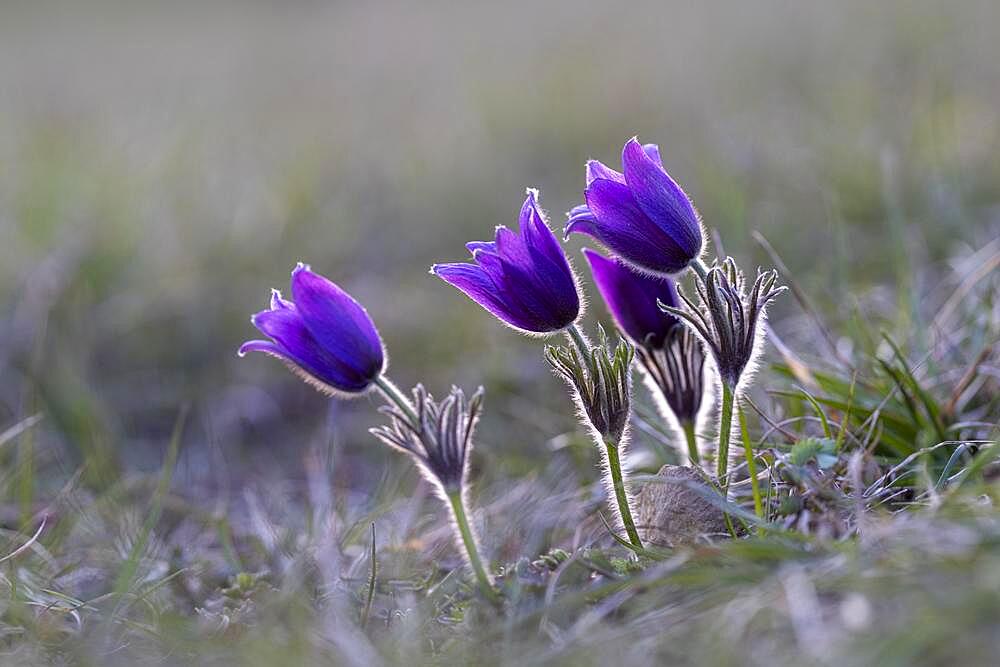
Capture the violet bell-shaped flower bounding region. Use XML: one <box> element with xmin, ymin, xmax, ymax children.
<box><xmin>432</xmin><ymin>189</ymin><xmax>581</xmax><ymax>335</ymax></box>
<box><xmin>239</xmin><ymin>263</ymin><xmax>385</xmax><ymax>395</ymax></box>
<box><xmin>566</xmin><ymin>137</ymin><xmax>703</xmax><ymax>277</ymax></box>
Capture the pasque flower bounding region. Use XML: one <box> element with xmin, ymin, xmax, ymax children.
<box><xmin>566</xmin><ymin>137</ymin><xmax>703</xmax><ymax>276</ymax></box>
<box><xmin>239</xmin><ymin>263</ymin><xmax>385</xmax><ymax>395</ymax></box>
<box><xmin>432</xmin><ymin>189</ymin><xmax>581</xmax><ymax>334</ymax></box>
<box><xmin>584</xmin><ymin>249</ymin><xmax>706</xmax><ymax>464</ymax></box>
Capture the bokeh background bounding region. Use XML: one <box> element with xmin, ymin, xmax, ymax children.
<box><xmin>1</xmin><ymin>1</ymin><xmax>997</xmax><ymax>527</ymax></box>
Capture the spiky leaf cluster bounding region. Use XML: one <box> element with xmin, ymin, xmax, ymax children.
<box><xmin>370</xmin><ymin>384</ymin><xmax>484</xmax><ymax>491</ymax></box>
<box><xmin>636</xmin><ymin>324</ymin><xmax>705</xmax><ymax>425</ymax></box>
<box><xmin>661</xmin><ymin>257</ymin><xmax>786</xmax><ymax>389</ymax></box>
<box><xmin>545</xmin><ymin>327</ymin><xmax>635</xmax><ymax>443</ymax></box>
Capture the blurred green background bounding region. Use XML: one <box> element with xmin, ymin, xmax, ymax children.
<box><xmin>1</xmin><ymin>0</ymin><xmax>997</xmax><ymax>496</ymax></box>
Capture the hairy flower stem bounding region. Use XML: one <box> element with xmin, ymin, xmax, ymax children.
<box><xmin>566</xmin><ymin>322</ymin><xmax>589</xmax><ymax>355</ymax></box>
<box><xmin>738</xmin><ymin>402</ymin><xmax>764</xmax><ymax>520</ymax></box>
<box><xmin>374</xmin><ymin>375</ymin><xmax>419</xmax><ymax>424</ymax></box>
<box><xmin>682</xmin><ymin>420</ymin><xmax>700</xmax><ymax>465</ymax></box>
<box><xmin>604</xmin><ymin>438</ymin><xmax>643</xmax><ymax>548</ymax></box>
<box><xmin>446</xmin><ymin>489</ymin><xmax>499</xmax><ymax>605</ymax></box>
<box><xmin>689</xmin><ymin>258</ymin><xmax>710</xmax><ymax>282</ymax></box>
<box><xmin>718</xmin><ymin>382</ymin><xmax>735</xmax><ymax>495</ymax></box>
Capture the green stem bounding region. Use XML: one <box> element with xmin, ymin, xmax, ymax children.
<box><xmin>717</xmin><ymin>382</ymin><xmax>735</xmax><ymax>495</ymax></box>
<box><xmin>737</xmin><ymin>401</ymin><xmax>764</xmax><ymax>520</ymax></box>
<box><xmin>566</xmin><ymin>323</ymin><xmax>589</xmax><ymax>355</ymax></box>
<box><xmin>446</xmin><ymin>489</ymin><xmax>499</xmax><ymax>606</ymax></box>
<box><xmin>374</xmin><ymin>375</ymin><xmax>418</xmax><ymax>424</ymax></box>
<box><xmin>604</xmin><ymin>439</ymin><xmax>643</xmax><ymax>548</ymax></box>
<box><xmin>682</xmin><ymin>420</ymin><xmax>700</xmax><ymax>465</ymax></box>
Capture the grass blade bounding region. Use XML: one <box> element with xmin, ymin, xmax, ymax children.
<box><xmin>111</xmin><ymin>407</ymin><xmax>187</xmax><ymax>607</ymax></box>
<box><xmin>361</xmin><ymin>522</ymin><xmax>377</xmax><ymax>629</ymax></box>
<box><xmin>796</xmin><ymin>386</ymin><xmax>832</xmax><ymax>439</ymax></box>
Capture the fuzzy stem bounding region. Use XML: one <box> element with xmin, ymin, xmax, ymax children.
<box><xmin>566</xmin><ymin>323</ymin><xmax>589</xmax><ymax>355</ymax></box>
<box><xmin>374</xmin><ymin>375</ymin><xmax>418</xmax><ymax>424</ymax></box>
<box><xmin>717</xmin><ymin>382</ymin><xmax>735</xmax><ymax>495</ymax></box>
<box><xmin>446</xmin><ymin>489</ymin><xmax>499</xmax><ymax>606</ymax></box>
<box><xmin>682</xmin><ymin>420</ymin><xmax>700</xmax><ymax>465</ymax></box>
<box><xmin>690</xmin><ymin>258</ymin><xmax>710</xmax><ymax>282</ymax></box>
<box><xmin>738</xmin><ymin>401</ymin><xmax>764</xmax><ymax>520</ymax></box>
<box><xmin>603</xmin><ymin>438</ymin><xmax>643</xmax><ymax>548</ymax></box>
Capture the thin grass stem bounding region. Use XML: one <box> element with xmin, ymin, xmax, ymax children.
<box><xmin>361</xmin><ymin>522</ymin><xmax>377</xmax><ymax>629</ymax></box>
<box><xmin>738</xmin><ymin>401</ymin><xmax>764</xmax><ymax>520</ymax></box>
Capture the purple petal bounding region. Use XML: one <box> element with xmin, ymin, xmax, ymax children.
<box><xmin>465</xmin><ymin>241</ymin><xmax>496</xmax><ymax>254</ymax></box>
<box><xmin>517</xmin><ymin>192</ymin><xmax>580</xmax><ymax>318</ymax></box>
<box><xmin>520</xmin><ymin>191</ymin><xmax>577</xmax><ymax>279</ymax></box>
<box><xmin>472</xmin><ymin>240</ymin><xmax>567</xmax><ymax>326</ymax></box>
<box><xmin>489</xmin><ymin>225</ymin><xmax>568</xmax><ymax>327</ymax></box>
<box><xmin>480</xmin><ymin>248</ymin><xmax>567</xmax><ymax>328</ymax></box>
<box><xmin>270</xmin><ymin>289</ymin><xmax>294</xmax><ymax>310</ymax></box>
<box><xmin>584</xmin><ymin>248</ymin><xmax>680</xmax><ymax>347</ymax></box>
<box><xmin>432</xmin><ymin>262</ymin><xmax>536</xmax><ymax>331</ymax></box>
<box><xmin>584</xmin><ymin>179</ymin><xmax>648</xmax><ymax>234</ymax></box>
<box><xmin>621</xmin><ymin>138</ymin><xmax>702</xmax><ymax>259</ymax></box>
<box><xmin>642</xmin><ymin>143</ymin><xmax>662</xmax><ymax>165</ymax></box>
<box><xmin>494</xmin><ymin>225</ymin><xmax>532</xmax><ymax>273</ymax></box>
<box><xmin>238</xmin><ymin>339</ymin><xmax>284</xmax><ymax>358</ymax></box>
<box><xmin>565</xmin><ymin>204</ymin><xmax>599</xmax><ymax>238</ymax></box>
<box><xmin>469</xmin><ymin>245</ymin><xmax>508</xmax><ymax>285</ymax></box>
<box><xmin>518</xmin><ymin>190</ymin><xmax>556</xmax><ymax>255</ymax></box>
<box><xmin>586</xmin><ymin>159</ymin><xmax>625</xmax><ymax>185</ymax></box>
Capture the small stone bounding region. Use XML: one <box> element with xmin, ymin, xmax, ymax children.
<box><xmin>633</xmin><ymin>465</ymin><xmax>729</xmax><ymax>547</ymax></box>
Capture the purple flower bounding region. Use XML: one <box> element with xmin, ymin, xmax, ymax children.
<box><xmin>432</xmin><ymin>189</ymin><xmax>581</xmax><ymax>334</ymax></box>
<box><xmin>239</xmin><ymin>263</ymin><xmax>385</xmax><ymax>395</ymax></box>
<box><xmin>583</xmin><ymin>248</ymin><xmax>681</xmax><ymax>349</ymax></box>
<box><xmin>566</xmin><ymin>137</ymin><xmax>703</xmax><ymax>276</ymax></box>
